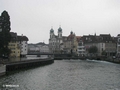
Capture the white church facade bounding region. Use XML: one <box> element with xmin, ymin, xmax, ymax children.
<box><xmin>49</xmin><ymin>26</ymin><xmax>63</xmax><ymax>53</ymax></box>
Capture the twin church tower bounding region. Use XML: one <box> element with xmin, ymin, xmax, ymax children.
<box><xmin>49</xmin><ymin>26</ymin><xmax>63</xmax><ymax>53</ymax></box>
<box><xmin>50</xmin><ymin>26</ymin><xmax>62</xmax><ymax>39</ymax></box>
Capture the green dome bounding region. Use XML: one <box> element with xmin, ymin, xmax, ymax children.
<box><xmin>50</xmin><ymin>28</ymin><xmax>54</xmax><ymax>33</ymax></box>
<box><xmin>70</xmin><ymin>31</ymin><xmax>73</xmax><ymax>34</ymax></box>
<box><xmin>58</xmin><ymin>27</ymin><xmax>62</xmax><ymax>32</ymax></box>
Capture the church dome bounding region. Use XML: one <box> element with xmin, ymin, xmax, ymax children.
<box><xmin>58</xmin><ymin>27</ymin><xmax>62</xmax><ymax>32</ymax></box>
<box><xmin>70</xmin><ymin>31</ymin><xmax>73</xmax><ymax>34</ymax></box>
<box><xmin>50</xmin><ymin>28</ymin><xmax>54</xmax><ymax>33</ymax></box>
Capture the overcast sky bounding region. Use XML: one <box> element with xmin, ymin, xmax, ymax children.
<box><xmin>0</xmin><ymin>0</ymin><xmax>120</xmax><ymax>44</ymax></box>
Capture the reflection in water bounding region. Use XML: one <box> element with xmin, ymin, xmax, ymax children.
<box><xmin>0</xmin><ymin>60</ymin><xmax>120</xmax><ymax>90</ymax></box>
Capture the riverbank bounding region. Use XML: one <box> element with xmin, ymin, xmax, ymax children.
<box><xmin>103</xmin><ymin>57</ymin><xmax>120</xmax><ymax>64</ymax></box>
<box><xmin>5</xmin><ymin>58</ymin><xmax>54</xmax><ymax>72</ymax></box>
<box><xmin>0</xmin><ymin>60</ymin><xmax>120</xmax><ymax>90</ymax></box>
<box><xmin>54</xmin><ymin>56</ymin><xmax>120</xmax><ymax>64</ymax></box>
<box><xmin>0</xmin><ymin>57</ymin><xmax>54</xmax><ymax>76</ymax></box>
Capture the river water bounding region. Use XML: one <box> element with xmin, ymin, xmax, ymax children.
<box><xmin>0</xmin><ymin>59</ymin><xmax>120</xmax><ymax>90</ymax></box>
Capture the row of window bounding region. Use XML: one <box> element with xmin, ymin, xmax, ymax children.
<box><xmin>11</xmin><ymin>51</ymin><xmax>28</xmax><ymax>54</ymax></box>
<box><xmin>78</xmin><ymin>48</ymin><xmax>85</xmax><ymax>50</ymax></box>
<box><xmin>11</xmin><ymin>51</ymin><xmax>20</xmax><ymax>53</ymax></box>
<box><xmin>21</xmin><ymin>49</ymin><xmax>27</xmax><ymax>52</ymax></box>
<box><xmin>11</xmin><ymin>41</ymin><xmax>18</xmax><ymax>43</ymax></box>
<box><xmin>50</xmin><ymin>46</ymin><xmax>60</xmax><ymax>49</ymax></box>
<box><xmin>106</xmin><ymin>44</ymin><xmax>116</xmax><ymax>47</ymax></box>
<box><xmin>105</xmin><ymin>48</ymin><xmax>116</xmax><ymax>51</ymax></box>
<box><xmin>50</xmin><ymin>42</ymin><xmax>71</xmax><ymax>46</ymax></box>
<box><xmin>10</xmin><ymin>48</ymin><xmax>27</xmax><ymax>53</ymax></box>
<box><xmin>20</xmin><ymin>43</ymin><xmax>27</xmax><ymax>45</ymax></box>
<box><xmin>9</xmin><ymin>44</ymin><xmax>15</xmax><ymax>46</ymax></box>
<box><xmin>20</xmin><ymin>46</ymin><xmax>27</xmax><ymax>49</ymax></box>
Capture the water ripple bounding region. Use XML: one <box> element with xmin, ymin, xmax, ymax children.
<box><xmin>0</xmin><ymin>60</ymin><xmax>120</xmax><ymax>90</ymax></box>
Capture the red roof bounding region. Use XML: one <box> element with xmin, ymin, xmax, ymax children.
<box><xmin>76</xmin><ymin>36</ymin><xmax>82</xmax><ymax>42</ymax></box>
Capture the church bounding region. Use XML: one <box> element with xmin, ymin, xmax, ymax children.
<box><xmin>49</xmin><ymin>26</ymin><xmax>79</xmax><ymax>54</ymax></box>
<box><xmin>49</xmin><ymin>26</ymin><xmax>63</xmax><ymax>53</ymax></box>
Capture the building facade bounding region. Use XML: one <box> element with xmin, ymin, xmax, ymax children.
<box><xmin>49</xmin><ymin>27</ymin><xmax>80</xmax><ymax>54</ymax></box>
<box><xmin>49</xmin><ymin>27</ymin><xmax>63</xmax><ymax>53</ymax></box>
<box><xmin>63</xmin><ymin>31</ymin><xmax>78</xmax><ymax>54</ymax></box>
<box><xmin>80</xmin><ymin>34</ymin><xmax>116</xmax><ymax>56</ymax></box>
<box><xmin>18</xmin><ymin>35</ymin><xmax>29</xmax><ymax>57</ymax></box>
<box><xmin>36</xmin><ymin>42</ymin><xmax>50</xmax><ymax>53</ymax></box>
<box><xmin>28</xmin><ymin>42</ymin><xmax>50</xmax><ymax>53</ymax></box>
<box><xmin>116</xmin><ymin>34</ymin><xmax>120</xmax><ymax>57</ymax></box>
<box><xmin>77</xmin><ymin>40</ymin><xmax>86</xmax><ymax>56</ymax></box>
<box><xmin>8</xmin><ymin>32</ymin><xmax>29</xmax><ymax>57</ymax></box>
<box><xmin>8</xmin><ymin>32</ymin><xmax>20</xmax><ymax>57</ymax></box>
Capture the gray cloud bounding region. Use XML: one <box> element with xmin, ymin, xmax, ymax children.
<box><xmin>0</xmin><ymin>0</ymin><xmax>120</xmax><ymax>43</ymax></box>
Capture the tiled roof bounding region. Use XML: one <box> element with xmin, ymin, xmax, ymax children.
<box><xmin>81</xmin><ymin>34</ymin><xmax>116</xmax><ymax>43</ymax></box>
<box><xmin>67</xmin><ymin>33</ymin><xmax>75</xmax><ymax>40</ymax></box>
<box><xmin>76</xmin><ymin>36</ymin><xmax>81</xmax><ymax>42</ymax></box>
<box><xmin>36</xmin><ymin>42</ymin><xmax>45</xmax><ymax>45</ymax></box>
<box><xmin>17</xmin><ymin>36</ymin><xmax>29</xmax><ymax>41</ymax></box>
<box><xmin>100</xmin><ymin>34</ymin><xmax>111</xmax><ymax>37</ymax></box>
<box><xmin>10</xmin><ymin>32</ymin><xmax>17</xmax><ymax>37</ymax></box>
<box><xmin>10</xmin><ymin>32</ymin><xmax>18</xmax><ymax>41</ymax></box>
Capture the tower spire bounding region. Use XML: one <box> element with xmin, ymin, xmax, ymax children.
<box><xmin>51</xmin><ymin>26</ymin><xmax>53</xmax><ymax>29</ymax></box>
<box><xmin>59</xmin><ymin>25</ymin><xmax>61</xmax><ymax>28</ymax></box>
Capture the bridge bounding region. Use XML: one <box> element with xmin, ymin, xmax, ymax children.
<box><xmin>27</xmin><ymin>52</ymin><xmax>111</xmax><ymax>60</ymax></box>
<box><xmin>27</xmin><ymin>52</ymin><xmax>54</xmax><ymax>55</ymax></box>
<box><xmin>27</xmin><ymin>52</ymin><xmax>71</xmax><ymax>55</ymax></box>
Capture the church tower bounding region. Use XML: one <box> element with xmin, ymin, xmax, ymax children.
<box><xmin>50</xmin><ymin>27</ymin><xmax>54</xmax><ymax>38</ymax></box>
<box><xmin>58</xmin><ymin>26</ymin><xmax>62</xmax><ymax>38</ymax></box>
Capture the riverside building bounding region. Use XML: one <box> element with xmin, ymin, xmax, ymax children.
<box><xmin>49</xmin><ymin>26</ymin><xmax>63</xmax><ymax>53</ymax></box>
<box><xmin>116</xmin><ymin>34</ymin><xmax>120</xmax><ymax>57</ymax></box>
<box><xmin>17</xmin><ymin>35</ymin><xmax>29</xmax><ymax>57</ymax></box>
<box><xmin>8</xmin><ymin>32</ymin><xmax>20</xmax><ymax>57</ymax></box>
<box><xmin>8</xmin><ymin>32</ymin><xmax>29</xmax><ymax>57</ymax></box>
<box><xmin>49</xmin><ymin>26</ymin><xmax>80</xmax><ymax>54</ymax></box>
<box><xmin>79</xmin><ymin>34</ymin><xmax>116</xmax><ymax>56</ymax></box>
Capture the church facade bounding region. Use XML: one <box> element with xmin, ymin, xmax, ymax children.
<box><xmin>49</xmin><ymin>26</ymin><xmax>63</xmax><ymax>53</ymax></box>
<box><xmin>49</xmin><ymin>26</ymin><xmax>79</xmax><ymax>54</ymax></box>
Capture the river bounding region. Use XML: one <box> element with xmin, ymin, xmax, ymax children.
<box><xmin>0</xmin><ymin>59</ymin><xmax>120</xmax><ymax>90</ymax></box>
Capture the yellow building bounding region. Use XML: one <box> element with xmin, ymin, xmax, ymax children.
<box><xmin>64</xmin><ymin>31</ymin><xmax>78</xmax><ymax>54</ymax></box>
<box><xmin>8</xmin><ymin>32</ymin><xmax>20</xmax><ymax>57</ymax></box>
